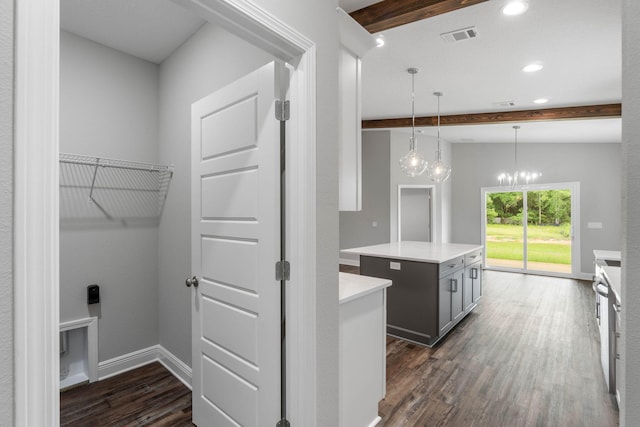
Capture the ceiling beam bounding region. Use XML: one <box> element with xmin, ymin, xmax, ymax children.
<box><xmin>361</xmin><ymin>103</ymin><xmax>622</xmax><ymax>129</ymax></box>
<box><xmin>349</xmin><ymin>0</ymin><xmax>491</xmax><ymax>33</ymax></box>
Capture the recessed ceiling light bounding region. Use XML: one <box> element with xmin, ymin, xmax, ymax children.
<box><xmin>533</xmin><ymin>98</ymin><xmax>549</xmax><ymax>104</ymax></box>
<box><xmin>375</xmin><ymin>34</ymin><xmax>385</xmax><ymax>47</ymax></box>
<box><xmin>502</xmin><ymin>0</ymin><xmax>529</xmax><ymax>16</ymax></box>
<box><xmin>522</xmin><ymin>63</ymin><xmax>543</xmax><ymax>72</ymax></box>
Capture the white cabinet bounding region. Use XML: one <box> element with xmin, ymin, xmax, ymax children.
<box><xmin>339</xmin><ymin>272</ymin><xmax>391</xmax><ymax>427</ymax></box>
<box><xmin>339</xmin><ymin>47</ymin><xmax>362</xmax><ymax>211</ymax></box>
<box><xmin>337</xmin><ymin>8</ymin><xmax>375</xmax><ymax>211</ymax></box>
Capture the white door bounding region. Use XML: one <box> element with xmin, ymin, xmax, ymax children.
<box><xmin>190</xmin><ymin>61</ymin><xmax>284</xmax><ymax>426</ymax></box>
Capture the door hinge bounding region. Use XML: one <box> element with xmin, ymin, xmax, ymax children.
<box><xmin>276</xmin><ymin>419</ymin><xmax>290</xmax><ymax>427</ymax></box>
<box><xmin>275</xmin><ymin>260</ymin><xmax>290</xmax><ymax>281</ymax></box>
<box><xmin>275</xmin><ymin>100</ymin><xmax>290</xmax><ymax>121</ymax></box>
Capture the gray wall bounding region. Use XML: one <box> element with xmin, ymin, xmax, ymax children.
<box><xmin>622</xmin><ymin>1</ymin><xmax>640</xmax><ymax>423</ymax></box>
<box><xmin>339</xmin><ymin>131</ymin><xmax>391</xmax><ymax>261</ymax></box>
<box><xmin>0</xmin><ymin>0</ymin><xmax>13</xmax><ymax>422</ymax></box>
<box><xmin>390</xmin><ymin>130</ymin><xmax>453</xmax><ymax>244</ymax></box>
<box><xmin>451</xmin><ymin>142</ymin><xmax>621</xmax><ymax>276</ymax></box>
<box><xmin>59</xmin><ymin>31</ymin><xmax>160</xmax><ymax>361</ymax></box>
<box><xmin>157</xmin><ymin>23</ymin><xmax>273</xmax><ymax>366</ymax></box>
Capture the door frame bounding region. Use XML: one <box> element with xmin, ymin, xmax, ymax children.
<box><xmin>14</xmin><ymin>0</ymin><xmax>318</xmax><ymax>425</ymax></box>
<box><xmin>397</xmin><ymin>184</ymin><xmax>435</xmax><ymax>243</ymax></box>
<box><xmin>481</xmin><ymin>182</ymin><xmax>581</xmax><ymax>278</ymax></box>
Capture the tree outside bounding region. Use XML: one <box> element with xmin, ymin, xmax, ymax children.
<box><xmin>486</xmin><ymin>190</ymin><xmax>572</xmax><ymax>272</ymax></box>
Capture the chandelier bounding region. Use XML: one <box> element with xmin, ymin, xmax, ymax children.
<box><xmin>497</xmin><ymin>125</ymin><xmax>541</xmax><ymax>187</ymax></box>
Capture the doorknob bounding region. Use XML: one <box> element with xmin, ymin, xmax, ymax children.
<box><xmin>185</xmin><ymin>276</ymin><xmax>199</xmax><ymax>288</ymax></box>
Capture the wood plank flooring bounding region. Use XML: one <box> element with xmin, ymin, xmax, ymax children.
<box><xmin>376</xmin><ymin>270</ymin><xmax>619</xmax><ymax>427</ymax></box>
<box><xmin>62</xmin><ymin>269</ymin><xmax>619</xmax><ymax>426</ymax></box>
<box><xmin>60</xmin><ymin>362</ymin><xmax>193</xmax><ymax>426</ymax></box>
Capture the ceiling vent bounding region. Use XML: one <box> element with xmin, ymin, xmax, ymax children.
<box><xmin>440</xmin><ymin>26</ymin><xmax>478</xmax><ymax>43</ymax></box>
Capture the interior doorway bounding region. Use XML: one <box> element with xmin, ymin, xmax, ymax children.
<box><xmin>398</xmin><ymin>185</ymin><xmax>433</xmax><ymax>242</ymax></box>
<box><xmin>482</xmin><ymin>183</ymin><xmax>580</xmax><ymax>277</ymax></box>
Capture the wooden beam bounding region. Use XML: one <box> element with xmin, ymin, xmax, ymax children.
<box><xmin>349</xmin><ymin>0</ymin><xmax>491</xmax><ymax>34</ymax></box>
<box><xmin>361</xmin><ymin>103</ymin><xmax>622</xmax><ymax>129</ymax></box>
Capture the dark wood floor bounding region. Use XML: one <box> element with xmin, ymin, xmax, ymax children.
<box><xmin>60</xmin><ymin>362</ymin><xmax>193</xmax><ymax>426</ymax></box>
<box><xmin>62</xmin><ymin>269</ymin><xmax>619</xmax><ymax>426</ymax></box>
<box><xmin>375</xmin><ymin>269</ymin><xmax>619</xmax><ymax>427</ymax></box>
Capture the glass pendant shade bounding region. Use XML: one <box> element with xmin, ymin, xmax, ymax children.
<box><xmin>400</xmin><ymin>68</ymin><xmax>428</xmax><ymax>177</ymax></box>
<box><xmin>399</xmin><ymin>137</ymin><xmax>428</xmax><ymax>177</ymax></box>
<box><xmin>428</xmin><ymin>156</ymin><xmax>452</xmax><ymax>183</ymax></box>
<box><xmin>427</xmin><ymin>92</ymin><xmax>452</xmax><ymax>183</ymax></box>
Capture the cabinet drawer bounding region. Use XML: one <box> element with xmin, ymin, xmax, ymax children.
<box><xmin>439</xmin><ymin>256</ymin><xmax>464</xmax><ymax>278</ymax></box>
<box><xmin>464</xmin><ymin>249</ymin><xmax>483</xmax><ymax>265</ymax></box>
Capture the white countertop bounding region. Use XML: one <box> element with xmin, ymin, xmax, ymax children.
<box><xmin>594</xmin><ymin>249</ymin><xmax>621</xmax><ymax>262</ymax></box>
<box><xmin>339</xmin><ymin>272</ymin><xmax>392</xmax><ymax>304</ymax></box>
<box><xmin>341</xmin><ymin>241</ymin><xmax>483</xmax><ymax>263</ymax></box>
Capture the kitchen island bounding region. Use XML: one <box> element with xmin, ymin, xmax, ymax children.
<box><xmin>342</xmin><ymin>242</ymin><xmax>483</xmax><ymax>347</ymax></box>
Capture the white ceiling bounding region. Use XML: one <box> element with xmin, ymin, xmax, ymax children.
<box><xmin>60</xmin><ymin>0</ymin><xmax>622</xmax><ymax>144</ymax></box>
<box><xmin>356</xmin><ymin>0</ymin><xmax>621</xmax><ymax>143</ymax></box>
<box><xmin>60</xmin><ymin>0</ymin><xmax>205</xmax><ymax>63</ymax></box>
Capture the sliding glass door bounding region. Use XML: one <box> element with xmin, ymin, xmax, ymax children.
<box><xmin>483</xmin><ymin>183</ymin><xmax>579</xmax><ymax>276</ymax></box>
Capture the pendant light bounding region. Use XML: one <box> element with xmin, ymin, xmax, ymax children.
<box><xmin>399</xmin><ymin>68</ymin><xmax>428</xmax><ymax>177</ymax></box>
<box><xmin>427</xmin><ymin>92</ymin><xmax>452</xmax><ymax>183</ymax></box>
<box><xmin>497</xmin><ymin>125</ymin><xmax>541</xmax><ymax>187</ymax></box>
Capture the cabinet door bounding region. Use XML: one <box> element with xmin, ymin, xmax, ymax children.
<box><xmin>463</xmin><ymin>266</ymin><xmax>474</xmax><ymax>312</ymax></box>
<box><xmin>471</xmin><ymin>263</ymin><xmax>482</xmax><ymax>303</ymax></box>
<box><xmin>438</xmin><ymin>276</ymin><xmax>453</xmax><ymax>334</ymax></box>
<box><xmin>451</xmin><ymin>269</ymin><xmax>465</xmax><ymax>323</ymax></box>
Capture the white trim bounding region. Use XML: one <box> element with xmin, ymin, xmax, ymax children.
<box><xmin>14</xmin><ymin>0</ymin><xmax>60</xmax><ymax>425</ymax></box>
<box><xmin>397</xmin><ymin>184</ymin><xmax>436</xmax><ymax>243</ymax></box>
<box><xmin>368</xmin><ymin>416</ymin><xmax>382</xmax><ymax>427</ymax></box>
<box><xmin>285</xmin><ymin>45</ymin><xmax>318</xmax><ymax>427</ymax></box>
<box><xmin>481</xmin><ymin>182</ymin><xmax>582</xmax><ymax>278</ymax></box>
<box><xmin>97</xmin><ymin>345</ymin><xmax>193</xmax><ymax>389</ymax></box>
<box><xmin>158</xmin><ymin>347</ymin><xmax>193</xmax><ymax>390</ymax></box>
<box><xmin>98</xmin><ymin>346</ymin><xmax>159</xmax><ymax>381</ymax></box>
<box><xmin>17</xmin><ymin>0</ymin><xmax>317</xmax><ymax>425</ymax></box>
<box><xmin>60</xmin><ymin>317</ymin><xmax>98</xmax><ymax>383</ymax></box>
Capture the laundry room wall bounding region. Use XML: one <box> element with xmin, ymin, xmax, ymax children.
<box><xmin>157</xmin><ymin>22</ymin><xmax>273</xmax><ymax>367</ymax></box>
<box><xmin>59</xmin><ymin>30</ymin><xmax>161</xmax><ymax>362</ymax></box>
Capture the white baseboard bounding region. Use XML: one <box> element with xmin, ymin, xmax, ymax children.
<box><xmin>98</xmin><ymin>345</ymin><xmax>192</xmax><ymax>389</ymax></box>
<box><xmin>158</xmin><ymin>347</ymin><xmax>192</xmax><ymax>390</ymax></box>
<box><xmin>98</xmin><ymin>346</ymin><xmax>161</xmax><ymax>380</ymax></box>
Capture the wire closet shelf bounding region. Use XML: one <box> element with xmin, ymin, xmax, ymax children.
<box><xmin>59</xmin><ymin>153</ymin><xmax>173</xmax><ymax>224</ymax></box>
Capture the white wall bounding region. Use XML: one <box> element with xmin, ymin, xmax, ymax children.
<box><xmin>0</xmin><ymin>0</ymin><xmax>13</xmax><ymax>421</ymax></box>
<box><xmin>250</xmin><ymin>1</ymin><xmax>341</xmax><ymax>424</ymax></box>
<box><xmin>59</xmin><ymin>31</ymin><xmax>161</xmax><ymax>361</ymax></box>
<box><xmin>390</xmin><ymin>130</ymin><xmax>453</xmax><ymax>244</ymax></box>
<box><xmin>157</xmin><ymin>23</ymin><xmax>273</xmax><ymax>366</ymax></box>
<box><xmin>339</xmin><ymin>130</ymin><xmax>390</xmax><ymax>262</ymax></box>
<box><xmin>451</xmin><ymin>142</ymin><xmax>621</xmax><ymax>276</ymax></box>
<box><xmin>622</xmin><ymin>1</ymin><xmax>640</xmax><ymax>424</ymax></box>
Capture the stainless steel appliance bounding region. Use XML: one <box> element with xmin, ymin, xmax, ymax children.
<box><xmin>593</xmin><ymin>254</ymin><xmax>621</xmax><ymax>398</ymax></box>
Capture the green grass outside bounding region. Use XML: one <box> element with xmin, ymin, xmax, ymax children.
<box><xmin>486</xmin><ymin>223</ymin><xmax>571</xmax><ymax>265</ymax></box>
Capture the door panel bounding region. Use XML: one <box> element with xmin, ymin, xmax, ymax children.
<box><xmin>191</xmin><ymin>61</ymin><xmax>282</xmax><ymax>427</ymax></box>
<box><xmin>201</xmin><ymin>169</ymin><xmax>259</xmax><ymax>220</ymax></box>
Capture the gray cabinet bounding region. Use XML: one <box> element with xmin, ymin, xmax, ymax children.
<box><xmin>438</xmin><ymin>266</ymin><xmax>464</xmax><ymax>335</ymax></box>
<box><xmin>360</xmin><ymin>250</ymin><xmax>481</xmax><ymax>347</ymax></box>
<box><xmin>464</xmin><ymin>248</ymin><xmax>483</xmax><ymax>313</ymax></box>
